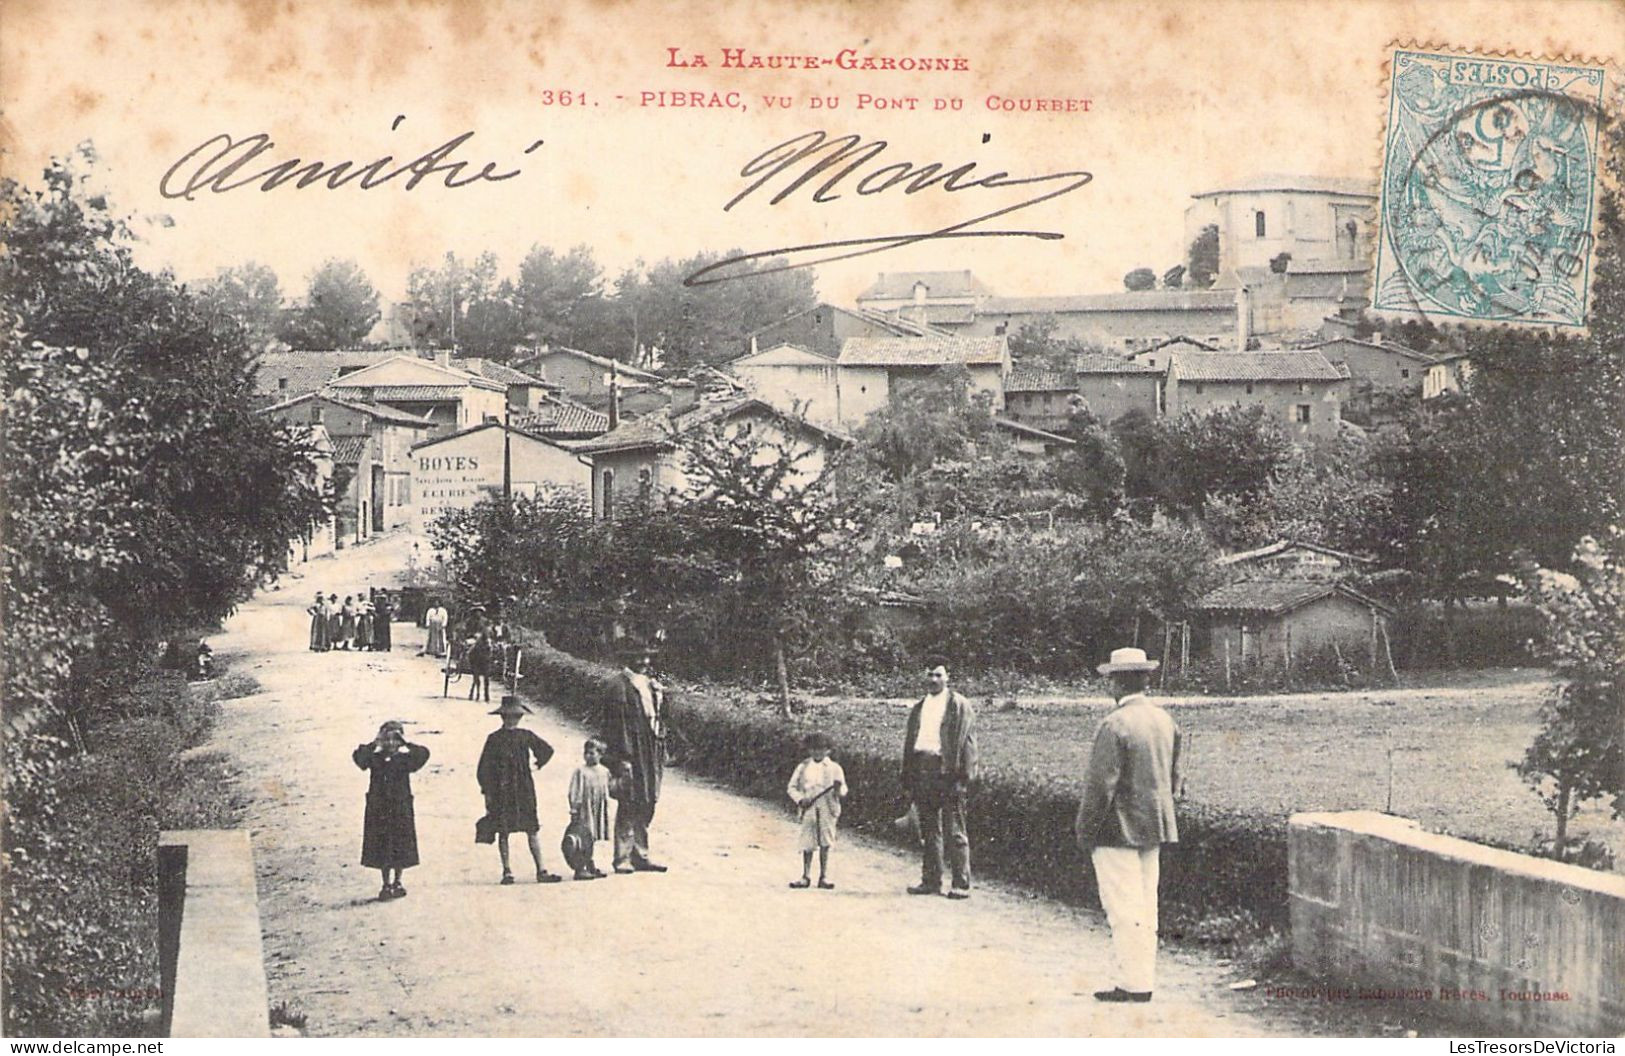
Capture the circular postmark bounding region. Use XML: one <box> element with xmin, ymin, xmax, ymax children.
<box><xmin>1374</xmin><ymin>52</ymin><xmax>1609</xmax><ymax>329</ymax></box>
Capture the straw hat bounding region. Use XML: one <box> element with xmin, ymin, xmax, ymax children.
<box><xmin>489</xmin><ymin>695</ymin><xmax>532</xmax><ymax>717</ymax></box>
<box><xmin>1096</xmin><ymin>647</ymin><xmax>1160</xmax><ymax>674</ymax></box>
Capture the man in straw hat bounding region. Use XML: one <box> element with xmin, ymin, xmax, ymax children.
<box><xmin>600</xmin><ymin>641</ymin><xmax>669</xmax><ymax>874</ymax></box>
<box><xmin>1075</xmin><ymin>647</ymin><xmax>1181</xmax><ymax>1003</ymax></box>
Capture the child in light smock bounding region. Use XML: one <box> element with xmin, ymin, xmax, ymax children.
<box><xmin>786</xmin><ymin>731</ymin><xmax>847</xmax><ymax>890</ymax></box>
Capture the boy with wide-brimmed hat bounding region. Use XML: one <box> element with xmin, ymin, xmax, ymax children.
<box><xmin>1075</xmin><ymin>647</ymin><xmax>1181</xmax><ymax>1004</ymax></box>
<box><xmin>476</xmin><ymin>695</ymin><xmax>564</xmax><ymax>885</ymax></box>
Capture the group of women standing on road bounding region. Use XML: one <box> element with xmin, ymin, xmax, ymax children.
<box><xmin>307</xmin><ymin>590</ymin><xmax>394</xmax><ymax>653</ymax></box>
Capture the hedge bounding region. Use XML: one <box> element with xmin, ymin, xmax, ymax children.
<box><xmin>508</xmin><ymin>627</ymin><xmax>1289</xmax><ymax>939</ymax></box>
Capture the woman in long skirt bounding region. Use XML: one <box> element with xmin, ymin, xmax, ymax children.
<box><xmin>326</xmin><ymin>594</ymin><xmax>343</xmax><ymax>651</ymax></box>
<box><xmin>308</xmin><ymin>593</ymin><xmax>330</xmax><ymax>652</ymax></box>
<box><xmin>353</xmin><ymin>720</ymin><xmax>430</xmax><ymax>900</ymax></box>
<box><xmin>372</xmin><ymin>592</ymin><xmax>393</xmax><ymax>652</ymax></box>
<box><xmin>356</xmin><ymin>591</ymin><xmax>374</xmax><ymax>651</ymax></box>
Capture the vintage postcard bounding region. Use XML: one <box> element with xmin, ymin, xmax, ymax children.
<box><xmin>2</xmin><ymin>0</ymin><xmax>1621</xmax><ymax>1043</ymax></box>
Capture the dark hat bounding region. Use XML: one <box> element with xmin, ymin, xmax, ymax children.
<box><xmin>489</xmin><ymin>695</ymin><xmax>532</xmax><ymax>717</ymax></box>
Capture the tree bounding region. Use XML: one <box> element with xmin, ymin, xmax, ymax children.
<box><xmin>848</xmin><ymin>365</ymin><xmax>999</xmax><ymax>482</ymax></box>
<box><xmin>281</xmin><ymin>258</ymin><xmax>380</xmax><ymax>348</ymax></box>
<box><xmin>1269</xmin><ymin>251</ymin><xmax>1292</xmax><ymax>274</ymax></box>
<box><xmin>1514</xmin><ymin>535</ymin><xmax>1625</xmax><ymax>859</ymax></box>
<box><xmin>1187</xmin><ymin>223</ymin><xmax>1220</xmax><ymax>288</ymax></box>
<box><xmin>1054</xmin><ymin>402</ymin><xmax>1126</xmax><ymax>518</ymax></box>
<box><xmin>1007</xmin><ymin>314</ymin><xmax>1104</xmax><ymax>372</ymax></box>
<box><xmin>1123</xmin><ymin>267</ymin><xmax>1157</xmax><ymax>292</ymax></box>
<box><xmin>515</xmin><ymin>244</ymin><xmax>604</xmax><ymax>348</ymax></box>
<box><xmin>667</xmin><ymin>421</ymin><xmax>845</xmax><ymax>714</ymax></box>
<box><xmin>1205</xmin><ymin>433</ymin><xmax>1393</xmax><ymax>555</ymax></box>
<box><xmin>625</xmin><ymin>251</ymin><xmax>817</xmax><ymax>371</ymax></box>
<box><xmin>2</xmin><ymin>149</ymin><xmax>329</xmax><ymax>1032</ymax></box>
<box><xmin>195</xmin><ymin>262</ymin><xmax>284</xmax><ymax>349</ymax></box>
<box><xmin>404</xmin><ymin>250</ymin><xmax>500</xmax><ymax>350</ymax></box>
<box><xmin>1161</xmin><ymin>264</ymin><xmax>1186</xmax><ymax>289</ymax></box>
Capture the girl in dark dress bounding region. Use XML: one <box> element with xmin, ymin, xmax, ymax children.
<box><xmin>476</xmin><ymin>697</ymin><xmax>563</xmax><ymax>885</ymax></box>
<box><xmin>372</xmin><ymin>592</ymin><xmax>393</xmax><ymax>652</ymax></box>
<box><xmin>353</xmin><ymin>720</ymin><xmax>431</xmax><ymax>900</ymax></box>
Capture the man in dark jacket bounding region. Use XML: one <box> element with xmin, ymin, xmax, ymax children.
<box><xmin>601</xmin><ymin>642</ymin><xmax>669</xmax><ymax>874</ymax></box>
<box><xmin>901</xmin><ymin>658</ymin><xmax>977</xmax><ymax>899</ymax></box>
<box><xmin>1075</xmin><ymin>647</ymin><xmax>1181</xmax><ymax>1003</ymax></box>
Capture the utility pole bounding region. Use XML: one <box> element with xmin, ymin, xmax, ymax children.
<box><xmin>503</xmin><ymin>400</ymin><xmax>512</xmax><ymax>504</ymax></box>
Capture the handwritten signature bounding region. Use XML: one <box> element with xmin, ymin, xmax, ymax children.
<box><xmin>158</xmin><ymin>116</ymin><xmax>542</xmax><ymax>200</ymax></box>
<box><xmin>684</xmin><ymin>130</ymin><xmax>1093</xmax><ymax>286</ymax></box>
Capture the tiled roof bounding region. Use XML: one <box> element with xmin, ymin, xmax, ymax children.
<box><xmin>1172</xmin><ymin>351</ymin><xmax>1345</xmax><ymax>382</ymax></box>
<box><xmin>1216</xmin><ymin>540</ymin><xmax>1376</xmax><ymax>567</ymax></box>
<box><xmin>838</xmin><ymin>335</ymin><xmax>1007</xmax><ymax>367</ymax></box>
<box><xmin>334</xmin><ymin>384</ymin><xmax>468</xmax><ymax>401</ymax></box>
<box><xmin>858</xmin><ymin>270</ymin><xmax>995</xmax><ymax>301</ymax></box>
<box><xmin>456</xmin><ymin>358</ymin><xmax>546</xmax><ymax>386</ymax></box>
<box><xmin>1191</xmin><ymin>174</ymin><xmax>1377</xmax><ymax>199</ymax></box>
<box><xmin>330</xmin><ymin>436</ymin><xmax>370</xmax><ymax>465</ymax></box>
<box><xmin>513</xmin><ymin>396</ymin><xmax>610</xmax><ymax>436</ymax></box>
<box><xmin>576</xmin><ymin>396</ymin><xmax>848</xmax><ymax>455</ymax></box>
<box><xmin>1141</xmin><ymin>336</ymin><xmax>1219</xmax><ymax>353</ymax></box>
<box><xmin>1195</xmin><ymin>579</ymin><xmax>1393</xmax><ymax>616</ymax></box>
<box><xmin>1076</xmin><ymin>353</ymin><xmax>1166</xmax><ymax>375</ymax></box>
<box><xmin>982</xmin><ymin>291</ymin><xmax>1237</xmax><ymax>314</ymax></box>
<box><xmin>516</xmin><ymin>346</ymin><xmax>665</xmax><ymax>383</ymax></box>
<box><xmin>1308</xmin><ymin>338</ymin><xmax>1436</xmax><ymax>364</ymax></box>
<box><xmin>255</xmin><ymin>349</ymin><xmax>392</xmax><ymax>400</ymax></box>
<box><xmin>994</xmin><ymin>417</ymin><xmax>1075</xmax><ymax>446</ymax></box>
<box><xmin>258</xmin><ymin>390</ymin><xmax>433</xmax><ymax>427</ymax></box>
<box><xmin>1005</xmin><ymin>367</ymin><xmax>1078</xmax><ymax>393</ymax></box>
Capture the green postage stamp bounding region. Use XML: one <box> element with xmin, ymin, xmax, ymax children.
<box><xmin>1373</xmin><ymin>48</ymin><xmax>1608</xmax><ymax>328</ymax></box>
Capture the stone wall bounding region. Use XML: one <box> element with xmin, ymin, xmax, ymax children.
<box><xmin>158</xmin><ymin>830</ymin><xmax>270</xmax><ymax>1037</ymax></box>
<box><xmin>1289</xmin><ymin>810</ymin><xmax>1624</xmax><ymax>1035</ymax></box>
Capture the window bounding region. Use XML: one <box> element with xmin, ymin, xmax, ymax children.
<box><xmin>1298</xmin><ymin>382</ymin><xmax>1308</xmax><ymax>394</ymax></box>
<box><xmin>1401</xmin><ymin>368</ymin><xmax>1410</xmax><ymax>379</ymax></box>
<box><xmin>278</xmin><ymin>377</ymin><xmax>289</xmax><ymax>391</ymax></box>
<box><xmin>601</xmin><ymin>469</ymin><xmax>615</xmax><ymax>516</ymax></box>
<box><xmin>638</xmin><ymin>468</ymin><xmax>653</xmax><ymax>503</ymax></box>
<box><xmin>1295</xmin><ymin>404</ymin><xmax>1311</xmax><ymax>423</ymax></box>
<box><xmin>311</xmin><ymin>406</ymin><xmax>323</xmax><ymax>423</ymax></box>
<box><xmin>1245</xmin><ymin>382</ymin><xmax>1254</xmax><ymax>395</ymax></box>
<box><xmin>1193</xmin><ymin>383</ymin><xmax>1204</xmax><ymax>394</ymax></box>
<box><xmin>1255</xmin><ymin>210</ymin><xmax>1267</xmax><ymax>238</ymax></box>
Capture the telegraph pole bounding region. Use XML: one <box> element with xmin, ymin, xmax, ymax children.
<box><xmin>503</xmin><ymin>400</ymin><xmax>512</xmax><ymax>504</ymax></box>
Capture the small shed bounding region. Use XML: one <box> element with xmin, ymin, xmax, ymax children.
<box><xmin>1194</xmin><ymin>579</ymin><xmax>1394</xmax><ymax>669</ymax></box>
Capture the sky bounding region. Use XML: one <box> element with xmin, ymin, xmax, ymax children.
<box><xmin>3</xmin><ymin>0</ymin><xmax>1618</xmax><ymax>308</ymax></box>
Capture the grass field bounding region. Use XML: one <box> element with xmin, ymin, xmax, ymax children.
<box><xmin>774</xmin><ymin>667</ymin><xmax>1623</xmax><ymax>868</ymax></box>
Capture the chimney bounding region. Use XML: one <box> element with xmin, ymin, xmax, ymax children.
<box><xmin>435</xmin><ymin>348</ymin><xmax>452</xmax><ymax>368</ymax></box>
<box><xmin>667</xmin><ymin>379</ymin><xmax>699</xmax><ymax>418</ymax></box>
<box><xmin>1235</xmin><ymin>285</ymin><xmax>1251</xmax><ymax>352</ymax></box>
<box><xmin>607</xmin><ymin>360</ymin><xmax>620</xmax><ymax>430</ymax></box>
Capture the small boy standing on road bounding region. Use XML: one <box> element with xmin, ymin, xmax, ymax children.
<box><xmin>563</xmin><ymin>738</ymin><xmax>612</xmax><ymax>880</ymax></box>
<box><xmin>786</xmin><ymin>731</ymin><xmax>847</xmax><ymax>890</ymax></box>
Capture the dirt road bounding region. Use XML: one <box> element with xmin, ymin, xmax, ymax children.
<box><xmin>207</xmin><ymin>533</ymin><xmax>1302</xmax><ymax>1037</ymax></box>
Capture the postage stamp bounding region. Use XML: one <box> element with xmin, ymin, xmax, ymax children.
<box><xmin>1372</xmin><ymin>48</ymin><xmax>1608</xmax><ymax>329</ymax></box>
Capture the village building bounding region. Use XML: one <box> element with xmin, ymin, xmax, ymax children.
<box><xmin>574</xmin><ymin>390</ymin><xmax>849</xmax><ymax>520</ymax></box>
<box><xmin>1129</xmin><ymin>336</ymin><xmax>1219</xmax><ymax>371</ymax></box>
<box><xmin>1073</xmin><ymin>353</ymin><xmax>1167</xmax><ymax>423</ymax></box>
<box><xmin>512</xmin><ymin>346</ymin><xmax>668</xmax><ymax>415</ymax></box>
<box><xmin>1192</xmin><ymin>579</ymin><xmax>1394</xmax><ymax>670</ymax></box>
<box><xmin>743</xmin><ymin>302</ymin><xmax>947</xmax><ymax>360</ymax></box>
<box><xmin>994</xmin><ymin>417</ymin><xmax>1076</xmax><ymax>457</ymax></box>
<box><xmin>1186</xmin><ymin>175</ymin><xmax>1376</xmax><ymax>278</ymax></box>
<box><xmin>725</xmin><ymin>343</ymin><xmax>841</xmax><ymax>426</ymax></box>
<box><xmin>836</xmin><ymin>334</ymin><xmax>1010</xmax><ymax>424</ymax></box>
<box><xmin>854</xmin><ymin>270</ymin><xmax>994</xmax><ymax>327</ymax></box>
<box><xmin>1165</xmin><ymin>350</ymin><xmax>1348</xmax><ymax>439</ymax></box>
<box><xmin>259</xmin><ymin>391</ymin><xmax>433</xmax><ymax>538</ymax></box>
<box><xmin>1002</xmin><ymin>367</ymin><xmax>1079</xmax><ymax>433</ymax></box>
<box><xmin>409</xmin><ymin>421</ymin><xmax>591</xmax><ymax>530</ymax></box>
<box><xmin>285</xmin><ymin>424</ymin><xmax>337</xmax><ymax>564</ymax></box>
<box><xmin>455</xmin><ymin>357</ymin><xmax>556</xmax><ymax>412</ymax></box>
<box><xmin>1308</xmin><ymin>336</ymin><xmax>1434</xmax><ymax>393</ymax></box>
<box><xmin>1423</xmin><ymin>351</ymin><xmax>1475</xmax><ymax>401</ymax></box>
<box><xmin>254</xmin><ymin>349</ymin><xmax>394</xmax><ymax>406</ymax></box>
<box><xmin>510</xmin><ymin>392</ymin><xmax>610</xmax><ymax>442</ymax></box>
<box><xmin>325</xmin><ymin>353</ymin><xmax>508</xmax><ymax>437</ymax></box>
<box><xmin>973</xmin><ymin>290</ymin><xmax>1241</xmax><ymax>353</ymax></box>
<box><xmin>1216</xmin><ymin>539</ymin><xmax>1377</xmax><ymax>580</ymax></box>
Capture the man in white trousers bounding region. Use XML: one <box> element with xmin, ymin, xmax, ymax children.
<box><xmin>1075</xmin><ymin>647</ymin><xmax>1181</xmax><ymax>1003</ymax></box>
